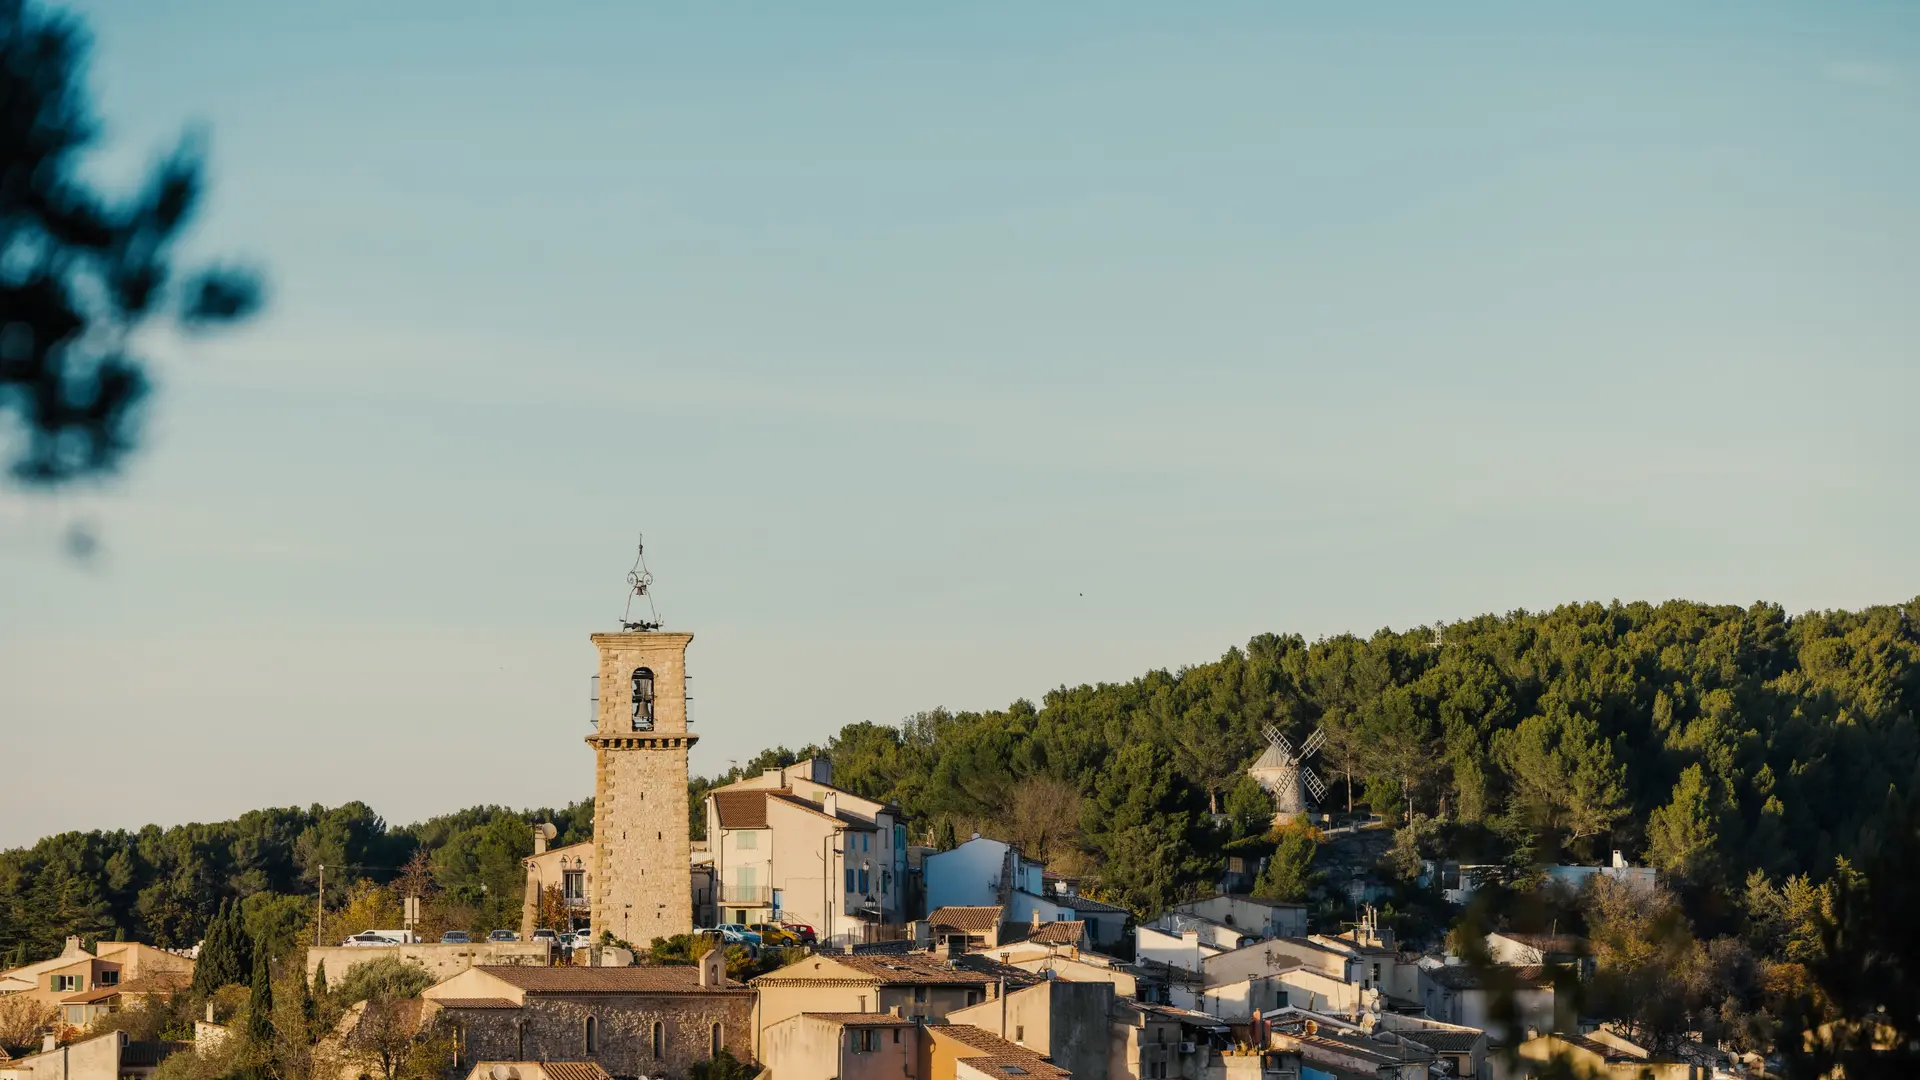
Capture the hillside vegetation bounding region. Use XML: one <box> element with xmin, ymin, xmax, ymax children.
<box><xmin>5</xmin><ymin>598</ymin><xmax>1916</xmax><ymax>967</ymax></box>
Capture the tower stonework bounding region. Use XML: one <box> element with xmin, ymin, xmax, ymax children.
<box><xmin>588</xmin><ymin>631</ymin><xmax>695</xmax><ymax>945</ymax></box>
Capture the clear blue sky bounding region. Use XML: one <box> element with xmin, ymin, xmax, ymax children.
<box><xmin>2</xmin><ymin>2</ymin><xmax>1916</xmax><ymax>847</ymax></box>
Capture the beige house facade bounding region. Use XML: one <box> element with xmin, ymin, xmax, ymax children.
<box><xmin>706</xmin><ymin>759</ymin><xmax>910</xmax><ymax>943</ymax></box>
<box><xmin>0</xmin><ymin>939</ymin><xmax>193</xmax><ymax>1013</ymax></box>
<box><xmin>748</xmin><ymin>951</ymin><xmax>1035</xmax><ymax>1055</ymax></box>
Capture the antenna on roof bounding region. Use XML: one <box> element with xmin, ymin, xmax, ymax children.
<box><xmin>621</xmin><ymin>534</ymin><xmax>664</xmax><ymax>631</ymax></box>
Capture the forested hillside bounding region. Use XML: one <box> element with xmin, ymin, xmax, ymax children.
<box><xmin>5</xmin><ymin>598</ymin><xmax>1916</xmax><ymax>967</ymax></box>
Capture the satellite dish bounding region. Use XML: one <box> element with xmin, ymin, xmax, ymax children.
<box><xmin>489</xmin><ymin>1066</ymin><xmax>513</xmax><ymax>1080</ymax></box>
<box><xmin>534</xmin><ymin>823</ymin><xmax>558</xmax><ymax>842</ymax></box>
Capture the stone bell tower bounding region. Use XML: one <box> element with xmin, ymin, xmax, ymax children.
<box><xmin>588</xmin><ymin>630</ymin><xmax>695</xmax><ymax>944</ymax></box>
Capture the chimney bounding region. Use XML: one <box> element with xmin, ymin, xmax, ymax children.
<box><xmin>43</xmin><ymin>1034</ymin><xmax>58</xmax><ymax>1053</ymax></box>
<box><xmin>944</xmin><ymin>935</ymin><xmax>966</xmax><ymax>961</ymax></box>
<box><xmin>206</xmin><ymin>1002</ymin><xmax>216</xmax><ymax>1023</ymax></box>
<box><xmin>822</xmin><ymin>791</ymin><xmax>839</xmax><ymax>819</ymax></box>
<box><xmin>1031</xmin><ymin>910</ymin><xmax>1042</xmax><ymax>928</ymax></box>
<box><xmin>62</xmin><ymin>936</ymin><xmax>85</xmax><ymax>958</ymax></box>
<box><xmin>1612</xmin><ymin>850</ymin><xmax>1627</xmax><ymax>868</ymax></box>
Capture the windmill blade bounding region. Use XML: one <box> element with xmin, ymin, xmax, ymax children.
<box><xmin>1262</xmin><ymin>723</ymin><xmax>1284</xmax><ymax>747</ymax></box>
<box><xmin>1274</xmin><ymin>770</ymin><xmax>1299</xmax><ymax>800</ymax></box>
<box><xmin>1299</xmin><ymin>728</ymin><xmax>1327</xmax><ymax>760</ymax></box>
<box><xmin>1303</xmin><ymin>767</ymin><xmax>1329</xmax><ymax>803</ymax></box>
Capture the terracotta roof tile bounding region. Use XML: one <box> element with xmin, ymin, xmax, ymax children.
<box><xmin>542</xmin><ymin>1062</ymin><xmax>616</xmax><ymax>1080</ymax></box>
<box><xmin>755</xmin><ymin>952</ymin><xmax>1037</xmax><ymax>988</ymax></box>
<box><xmin>432</xmin><ymin>998</ymin><xmax>522</xmax><ymax>1009</ymax></box>
<box><xmin>1402</xmin><ymin>1029</ymin><xmax>1482</xmax><ymax>1052</ymax></box>
<box><xmin>801</xmin><ymin>1013</ymin><xmax>918</xmax><ymax>1026</ymax></box>
<box><xmin>1424</xmin><ymin>964</ymin><xmax>1555</xmax><ymax>991</ymax></box>
<box><xmin>1004</xmin><ymin>921</ymin><xmax>1085</xmax><ymax>946</ymax></box>
<box><xmin>712</xmin><ymin>790</ymin><xmax>773</xmax><ymax>829</ymax></box>
<box><xmin>935</xmin><ymin>1025</ymin><xmax>1070</xmax><ymax>1079</ymax></box>
<box><xmin>472</xmin><ymin>966</ymin><xmax>745</xmax><ymax>994</ymax></box>
<box><xmin>767</xmin><ymin>793</ymin><xmax>879</xmax><ymax>830</ymax></box>
<box><xmin>929</xmin><ymin>906</ymin><xmax>1004</xmax><ymax>933</ymax></box>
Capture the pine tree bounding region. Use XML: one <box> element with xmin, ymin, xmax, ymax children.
<box><xmin>933</xmin><ymin>817</ymin><xmax>957</xmax><ymax>852</ymax></box>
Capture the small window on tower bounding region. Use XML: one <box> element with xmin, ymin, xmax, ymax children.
<box><xmin>632</xmin><ymin>667</ymin><xmax>655</xmax><ymax>731</ymax></box>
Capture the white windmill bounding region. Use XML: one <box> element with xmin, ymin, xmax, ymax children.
<box><xmin>1248</xmin><ymin>724</ymin><xmax>1328</xmax><ymax>824</ymax></box>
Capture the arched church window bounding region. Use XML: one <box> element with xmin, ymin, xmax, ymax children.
<box><xmin>632</xmin><ymin>667</ymin><xmax>655</xmax><ymax>731</ymax></box>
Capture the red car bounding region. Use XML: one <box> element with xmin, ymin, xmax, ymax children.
<box><xmin>779</xmin><ymin>920</ymin><xmax>817</xmax><ymax>945</ymax></box>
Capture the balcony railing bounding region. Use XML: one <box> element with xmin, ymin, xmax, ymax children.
<box><xmin>718</xmin><ymin>884</ymin><xmax>774</xmax><ymax>905</ymax></box>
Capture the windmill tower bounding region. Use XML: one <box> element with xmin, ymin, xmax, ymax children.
<box><xmin>1249</xmin><ymin>724</ymin><xmax>1328</xmax><ymax>825</ymax></box>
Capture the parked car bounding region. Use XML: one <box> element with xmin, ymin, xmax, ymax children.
<box><xmin>715</xmin><ymin>924</ymin><xmax>762</xmax><ymax>949</ymax></box>
<box><xmin>530</xmin><ymin>928</ymin><xmax>559</xmax><ymax>945</ymax></box>
<box><xmin>779</xmin><ymin>920</ymin><xmax>818</xmax><ymax>945</ymax></box>
<box><xmin>748</xmin><ymin>923</ymin><xmax>799</xmax><ymax>948</ymax></box>
<box><xmin>488</xmin><ymin>929</ymin><xmax>518</xmax><ymax>942</ymax></box>
<box><xmin>441</xmin><ymin>930</ymin><xmax>472</xmax><ymax>944</ymax></box>
<box><xmin>341</xmin><ymin>931</ymin><xmax>400</xmax><ymax>947</ymax></box>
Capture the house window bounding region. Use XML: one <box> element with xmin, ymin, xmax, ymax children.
<box><xmin>881</xmin><ymin>871</ymin><xmax>890</xmax><ymax>895</ymax></box>
<box><xmin>852</xmin><ymin>1029</ymin><xmax>880</xmax><ymax>1053</ymax></box>
<box><xmin>965</xmin><ymin>991</ymin><xmax>980</xmax><ymax>1006</ymax></box>
<box><xmin>858</xmin><ymin>869</ymin><xmax>870</xmax><ymax>893</ymax></box>
<box><xmin>652</xmin><ymin>1021</ymin><xmax>665</xmax><ymax>1059</ymax></box>
<box><xmin>845</xmin><ymin>869</ymin><xmax>855</xmax><ymax>892</ymax></box>
<box><xmin>1015</xmin><ymin>1025</ymin><xmax>1025</xmax><ymax>1043</ymax></box>
<box><xmin>563</xmin><ymin>869</ymin><xmax>586</xmax><ymax>901</ymax></box>
<box><xmin>585</xmin><ymin>1016</ymin><xmax>597</xmax><ymax>1054</ymax></box>
<box><xmin>51</xmin><ymin>975</ymin><xmax>78</xmax><ymax>992</ymax></box>
<box><xmin>97</xmin><ymin>970</ymin><xmax>119</xmax><ymax>986</ymax></box>
<box><xmin>737</xmin><ymin>831</ymin><xmax>758</xmax><ymax>850</ymax></box>
<box><xmin>861</xmin><ymin>833</ymin><xmax>869</xmax><ymax>852</ymax></box>
<box><xmin>710</xmin><ymin>1023</ymin><xmax>722</xmax><ymax>1057</ymax></box>
<box><xmin>631</xmin><ymin>668</ymin><xmax>655</xmax><ymax>731</ymax></box>
<box><xmin>913</xmin><ymin>987</ymin><xmax>928</xmax><ymax>1004</ymax></box>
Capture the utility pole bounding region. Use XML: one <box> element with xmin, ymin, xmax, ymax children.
<box><xmin>315</xmin><ymin>864</ymin><xmax>325</xmax><ymax>947</ymax></box>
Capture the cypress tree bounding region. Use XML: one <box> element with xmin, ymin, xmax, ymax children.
<box><xmin>245</xmin><ymin>949</ymin><xmax>275</xmax><ymax>1055</ymax></box>
<box><xmin>312</xmin><ymin>961</ymin><xmax>328</xmax><ymax>1000</ymax></box>
<box><xmin>298</xmin><ymin>965</ymin><xmax>317</xmax><ymax>1040</ymax></box>
<box><xmin>230</xmin><ymin>901</ymin><xmax>256</xmax><ymax>987</ymax></box>
<box><xmin>193</xmin><ymin>900</ymin><xmax>238</xmax><ymax>995</ymax></box>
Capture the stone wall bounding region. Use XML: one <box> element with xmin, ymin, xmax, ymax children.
<box><xmin>304</xmin><ymin>942</ymin><xmax>550</xmax><ymax>984</ymax></box>
<box><xmin>590</xmin><ymin>633</ymin><xmax>695</xmax><ymax>945</ymax></box>
<box><xmin>441</xmin><ymin>991</ymin><xmax>754</xmax><ymax>1080</ymax></box>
